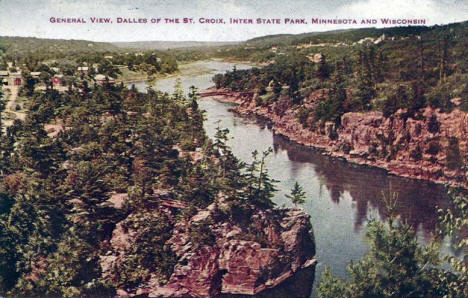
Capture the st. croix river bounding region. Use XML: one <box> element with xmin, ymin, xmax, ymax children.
<box><xmin>128</xmin><ymin>60</ymin><xmax>451</xmax><ymax>297</ymax></box>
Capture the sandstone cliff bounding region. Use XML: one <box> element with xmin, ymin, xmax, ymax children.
<box><xmin>201</xmin><ymin>87</ymin><xmax>468</xmax><ymax>189</ymax></box>
<box><xmin>100</xmin><ymin>193</ymin><xmax>316</xmax><ymax>297</ymax></box>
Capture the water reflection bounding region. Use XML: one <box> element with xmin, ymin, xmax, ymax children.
<box><xmin>271</xmin><ymin>133</ymin><xmax>449</xmax><ymax>238</ymax></box>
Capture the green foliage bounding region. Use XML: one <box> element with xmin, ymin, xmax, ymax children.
<box><xmin>189</xmin><ymin>219</ymin><xmax>216</xmax><ymax>248</ymax></box>
<box><xmin>114</xmin><ymin>211</ymin><xmax>176</xmax><ymax>287</ymax></box>
<box><xmin>445</xmin><ymin>137</ymin><xmax>463</xmax><ymax>170</ymax></box>
<box><xmin>438</xmin><ymin>189</ymin><xmax>468</xmax><ymax>297</ymax></box>
<box><xmin>460</xmin><ymin>82</ymin><xmax>468</xmax><ymax>112</ymax></box>
<box><xmin>0</xmin><ymin>75</ymin><xmax>287</xmax><ymax>295</ymax></box>
<box><xmin>296</xmin><ymin>106</ymin><xmax>310</xmax><ymax>127</ymax></box>
<box><xmin>427</xmin><ymin>114</ymin><xmax>440</xmax><ymax>133</ymax></box>
<box><xmin>286</xmin><ymin>182</ymin><xmax>306</xmax><ymax>206</ymax></box>
<box><xmin>382</xmin><ymin>85</ymin><xmax>409</xmax><ymax>118</ymax></box>
<box><xmin>428</xmin><ymin>83</ymin><xmax>453</xmax><ymax>112</ymax></box>
<box><xmin>243</xmin><ymin>148</ymin><xmax>277</xmax><ymax>209</ymax></box>
<box><xmin>319</xmin><ymin>190</ymin><xmax>468</xmax><ymax>298</ymax></box>
<box><xmin>319</xmin><ymin>218</ymin><xmax>445</xmax><ymax>298</ymax></box>
<box><xmin>213</xmin><ymin>21</ymin><xmax>468</xmax><ymax>122</ymax></box>
<box><xmin>315</xmin><ymin>66</ymin><xmax>348</xmax><ymax>124</ymax></box>
<box><xmin>316</xmin><ymin>55</ymin><xmax>330</xmax><ymax>80</ymax></box>
<box><xmin>172</xmin><ymin>78</ymin><xmax>184</xmax><ymax>101</ymax></box>
<box><xmin>97</xmin><ymin>59</ymin><xmax>121</xmax><ymax>78</ymax></box>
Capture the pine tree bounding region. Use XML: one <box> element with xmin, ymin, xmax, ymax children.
<box><xmin>172</xmin><ymin>78</ymin><xmax>184</xmax><ymax>101</ymax></box>
<box><xmin>316</xmin><ymin>55</ymin><xmax>330</xmax><ymax>80</ymax></box>
<box><xmin>286</xmin><ymin>182</ymin><xmax>306</xmax><ymax>206</ymax></box>
<box><xmin>0</xmin><ymin>89</ymin><xmax>4</xmax><ymax>136</ymax></box>
<box><xmin>188</xmin><ymin>85</ymin><xmax>198</xmax><ymax>110</ymax></box>
<box><xmin>244</xmin><ymin>149</ymin><xmax>277</xmax><ymax>208</ymax></box>
<box><xmin>272</xmin><ymin>79</ymin><xmax>282</xmax><ymax>98</ymax></box>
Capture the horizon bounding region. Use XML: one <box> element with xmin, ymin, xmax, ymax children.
<box><xmin>1</xmin><ymin>19</ymin><xmax>467</xmax><ymax>44</ymax></box>
<box><xmin>0</xmin><ymin>0</ymin><xmax>467</xmax><ymax>42</ymax></box>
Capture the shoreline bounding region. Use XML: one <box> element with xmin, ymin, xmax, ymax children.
<box><xmin>200</xmin><ymin>87</ymin><xmax>468</xmax><ymax>190</ymax></box>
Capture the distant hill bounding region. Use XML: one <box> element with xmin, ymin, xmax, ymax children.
<box><xmin>242</xmin><ymin>27</ymin><xmax>432</xmax><ymax>48</ymax></box>
<box><xmin>242</xmin><ymin>22</ymin><xmax>463</xmax><ymax>48</ymax></box>
<box><xmin>0</xmin><ymin>36</ymin><xmax>120</xmax><ymax>58</ymax></box>
<box><xmin>112</xmin><ymin>41</ymin><xmax>239</xmax><ymax>50</ymax></box>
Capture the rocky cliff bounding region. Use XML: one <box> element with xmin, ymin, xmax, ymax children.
<box><xmin>100</xmin><ymin>193</ymin><xmax>316</xmax><ymax>297</ymax></box>
<box><xmin>201</xmin><ymin>87</ymin><xmax>468</xmax><ymax>189</ymax></box>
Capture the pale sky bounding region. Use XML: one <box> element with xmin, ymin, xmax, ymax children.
<box><xmin>0</xmin><ymin>0</ymin><xmax>467</xmax><ymax>42</ymax></box>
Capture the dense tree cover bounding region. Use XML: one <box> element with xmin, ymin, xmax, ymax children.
<box><xmin>214</xmin><ymin>54</ymin><xmax>314</xmax><ymax>93</ymax></box>
<box><xmin>318</xmin><ymin>189</ymin><xmax>468</xmax><ymax>298</ymax></box>
<box><xmin>78</xmin><ymin>52</ymin><xmax>178</xmax><ymax>76</ymax></box>
<box><xmin>0</xmin><ymin>38</ymin><xmax>180</xmax><ymax>89</ymax></box>
<box><xmin>214</xmin><ymin>21</ymin><xmax>468</xmax><ymax>124</ymax></box>
<box><xmin>0</xmin><ymin>36</ymin><xmax>121</xmax><ymax>62</ymax></box>
<box><xmin>0</xmin><ymin>80</ymin><xmax>280</xmax><ymax>296</ymax></box>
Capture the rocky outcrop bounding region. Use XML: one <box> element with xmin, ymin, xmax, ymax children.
<box><xmin>201</xmin><ymin>87</ymin><xmax>468</xmax><ymax>189</ymax></box>
<box><xmin>100</xmin><ymin>199</ymin><xmax>316</xmax><ymax>297</ymax></box>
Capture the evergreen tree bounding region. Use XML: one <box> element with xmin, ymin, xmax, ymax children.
<box><xmin>244</xmin><ymin>148</ymin><xmax>277</xmax><ymax>209</ymax></box>
<box><xmin>286</xmin><ymin>182</ymin><xmax>306</xmax><ymax>206</ymax></box>
<box><xmin>172</xmin><ymin>78</ymin><xmax>184</xmax><ymax>101</ymax></box>
<box><xmin>316</xmin><ymin>55</ymin><xmax>330</xmax><ymax>80</ymax></box>
<box><xmin>0</xmin><ymin>89</ymin><xmax>4</xmax><ymax>136</ymax></box>
<box><xmin>272</xmin><ymin>79</ymin><xmax>282</xmax><ymax>98</ymax></box>
<box><xmin>188</xmin><ymin>85</ymin><xmax>198</xmax><ymax>111</ymax></box>
<box><xmin>288</xmin><ymin>69</ymin><xmax>302</xmax><ymax>104</ymax></box>
<box><xmin>319</xmin><ymin>190</ymin><xmax>468</xmax><ymax>298</ymax></box>
<box><xmin>354</xmin><ymin>71</ymin><xmax>375</xmax><ymax>111</ymax></box>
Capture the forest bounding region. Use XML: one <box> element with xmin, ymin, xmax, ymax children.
<box><xmin>213</xmin><ymin>22</ymin><xmax>468</xmax><ymax>120</ymax></box>
<box><xmin>0</xmin><ymin>80</ymin><xmax>300</xmax><ymax>296</ymax></box>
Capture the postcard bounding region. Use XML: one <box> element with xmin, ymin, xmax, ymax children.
<box><xmin>0</xmin><ymin>1</ymin><xmax>467</xmax><ymax>297</ymax></box>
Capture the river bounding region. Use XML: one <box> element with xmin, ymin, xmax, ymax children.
<box><xmin>128</xmin><ymin>60</ymin><xmax>452</xmax><ymax>297</ymax></box>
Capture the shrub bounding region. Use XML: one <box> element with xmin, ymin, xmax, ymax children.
<box><xmin>427</xmin><ymin>114</ymin><xmax>440</xmax><ymax>133</ymax></box>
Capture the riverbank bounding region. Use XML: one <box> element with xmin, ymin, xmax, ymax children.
<box><xmin>200</xmin><ymin>87</ymin><xmax>468</xmax><ymax>189</ymax></box>
<box><xmin>120</xmin><ymin>60</ymin><xmax>225</xmax><ymax>85</ymax></box>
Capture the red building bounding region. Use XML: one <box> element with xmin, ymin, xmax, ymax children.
<box><xmin>51</xmin><ymin>75</ymin><xmax>63</xmax><ymax>85</ymax></box>
<box><xmin>14</xmin><ymin>77</ymin><xmax>21</xmax><ymax>85</ymax></box>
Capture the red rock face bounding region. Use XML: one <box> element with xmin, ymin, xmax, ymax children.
<box><xmin>101</xmin><ymin>198</ymin><xmax>316</xmax><ymax>297</ymax></box>
<box><xmin>203</xmin><ymin>88</ymin><xmax>468</xmax><ymax>188</ymax></box>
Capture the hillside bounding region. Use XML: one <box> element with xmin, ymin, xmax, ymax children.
<box><xmin>0</xmin><ymin>36</ymin><xmax>121</xmax><ymax>58</ymax></box>
<box><xmin>209</xmin><ymin>20</ymin><xmax>468</xmax><ymax>187</ymax></box>
<box><xmin>112</xmin><ymin>40</ymin><xmax>238</xmax><ymax>50</ymax></box>
<box><xmin>213</xmin><ymin>21</ymin><xmax>468</xmax><ymax>63</ymax></box>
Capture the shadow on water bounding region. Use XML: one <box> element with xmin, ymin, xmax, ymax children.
<box><xmin>272</xmin><ymin>133</ymin><xmax>450</xmax><ymax>239</ymax></box>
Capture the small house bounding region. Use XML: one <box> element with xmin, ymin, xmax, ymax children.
<box><xmin>104</xmin><ymin>55</ymin><xmax>113</xmax><ymax>59</ymax></box>
<box><xmin>94</xmin><ymin>74</ymin><xmax>115</xmax><ymax>85</ymax></box>
<box><xmin>307</xmin><ymin>53</ymin><xmax>323</xmax><ymax>63</ymax></box>
<box><xmin>0</xmin><ymin>70</ymin><xmax>9</xmax><ymax>77</ymax></box>
<box><xmin>9</xmin><ymin>73</ymin><xmax>22</xmax><ymax>85</ymax></box>
<box><xmin>51</xmin><ymin>74</ymin><xmax>63</xmax><ymax>85</ymax></box>
<box><xmin>30</xmin><ymin>72</ymin><xmax>41</xmax><ymax>78</ymax></box>
<box><xmin>77</xmin><ymin>66</ymin><xmax>89</xmax><ymax>74</ymax></box>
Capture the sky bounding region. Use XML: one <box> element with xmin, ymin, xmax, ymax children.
<box><xmin>0</xmin><ymin>0</ymin><xmax>467</xmax><ymax>42</ymax></box>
